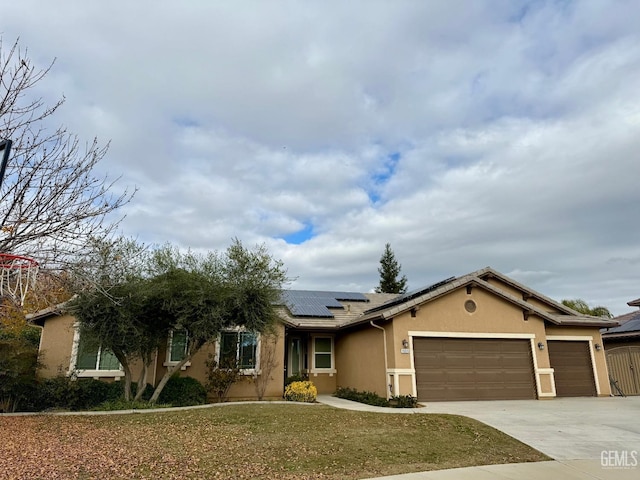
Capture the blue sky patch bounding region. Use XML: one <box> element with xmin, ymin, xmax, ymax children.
<box><xmin>282</xmin><ymin>223</ymin><xmax>314</xmax><ymax>244</ymax></box>
<box><xmin>367</xmin><ymin>152</ymin><xmax>401</xmax><ymax>204</ymax></box>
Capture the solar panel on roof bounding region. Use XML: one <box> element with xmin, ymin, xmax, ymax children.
<box><xmin>281</xmin><ymin>290</ymin><xmax>368</xmax><ymax>318</ymax></box>
<box><xmin>364</xmin><ymin>276</ymin><xmax>457</xmax><ymax>314</ymax></box>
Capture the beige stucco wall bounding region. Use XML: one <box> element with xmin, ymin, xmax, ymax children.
<box><xmin>154</xmin><ymin>326</ymin><xmax>287</xmax><ymax>401</ymax></box>
<box><xmin>37</xmin><ymin>313</ymin><xmax>286</xmax><ymax>400</ymax></box>
<box><xmin>36</xmin><ymin>313</ymin><xmax>76</xmax><ymax>378</ymax></box>
<box><xmin>335</xmin><ymin>326</ymin><xmax>386</xmax><ymax>396</ymax></box>
<box><xmin>484</xmin><ymin>278</ymin><xmax>564</xmax><ymax>313</ymax></box>
<box><xmin>36</xmin><ymin>313</ymin><xmax>145</xmax><ymax>381</ymax></box>
<box><xmin>371</xmin><ymin>286</ymin><xmax>609</xmax><ymax>399</ymax></box>
<box><xmin>392</xmin><ymin>286</ymin><xmax>548</xmax><ymax>369</ymax></box>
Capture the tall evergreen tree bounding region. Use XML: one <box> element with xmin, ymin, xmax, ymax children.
<box><xmin>375</xmin><ymin>243</ymin><xmax>408</xmax><ymax>294</ymax></box>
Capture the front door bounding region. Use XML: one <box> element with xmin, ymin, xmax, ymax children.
<box><xmin>287</xmin><ymin>336</ymin><xmax>305</xmax><ymax>378</ymax></box>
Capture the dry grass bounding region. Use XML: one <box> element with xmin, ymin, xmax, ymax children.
<box><xmin>0</xmin><ymin>404</ymin><xmax>549</xmax><ymax>479</ymax></box>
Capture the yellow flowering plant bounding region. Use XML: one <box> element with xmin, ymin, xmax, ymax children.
<box><xmin>284</xmin><ymin>380</ymin><xmax>317</xmax><ymax>403</ymax></box>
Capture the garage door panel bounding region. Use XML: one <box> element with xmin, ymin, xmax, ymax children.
<box><xmin>548</xmin><ymin>341</ymin><xmax>596</xmax><ymax>397</ymax></box>
<box><xmin>414</xmin><ymin>337</ymin><xmax>536</xmax><ymax>402</ymax></box>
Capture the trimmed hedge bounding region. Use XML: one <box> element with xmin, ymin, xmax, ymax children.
<box><xmin>335</xmin><ymin>387</ymin><xmax>418</xmax><ymax>408</ymax></box>
<box><xmin>158</xmin><ymin>375</ymin><xmax>207</xmax><ymax>407</ymax></box>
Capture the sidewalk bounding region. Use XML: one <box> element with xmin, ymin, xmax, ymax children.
<box><xmin>365</xmin><ymin>460</ymin><xmax>639</xmax><ymax>480</ymax></box>
<box><xmin>315</xmin><ymin>395</ymin><xmax>639</xmax><ymax>480</ymax></box>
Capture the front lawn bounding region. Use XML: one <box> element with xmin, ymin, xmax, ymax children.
<box><xmin>0</xmin><ymin>404</ymin><xmax>548</xmax><ymax>479</ymax></box>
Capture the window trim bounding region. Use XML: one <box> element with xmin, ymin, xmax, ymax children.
<box><xmin>70</xmin><ymin>324</ymin><xmax>124</xmax><ymax>379</ymax></box>
<box><xmin>163</xmin><ymin>329</ymin><xmax>192</xmax><ymax>370</ymax></box>
<box><xmin>215</xmin><ymin>329</ymin><xmax>261</xmax><ymax>375</ymax></box>
<box><xmin>311</xmin><ymin>335</ymin><xmax>336</xmax><ymax>374</ymax></box>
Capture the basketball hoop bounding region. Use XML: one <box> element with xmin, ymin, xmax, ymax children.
<box><xmin>0</xmin><ymin>253</ymin><xmax>39</xmax><ymax>306</ymax></box>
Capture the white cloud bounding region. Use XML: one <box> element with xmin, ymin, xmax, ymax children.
<box><xmin>2</xmin><ymin>0</ymin><xmax>640</xmax><ymax>314</ymax></box>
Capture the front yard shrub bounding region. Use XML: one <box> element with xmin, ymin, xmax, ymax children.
<box><xmin>158</xmin><ymin>375</ymin><xmax>207</xmax><ymax>407</ymax></box>
<box><xmin>389</xmin><ymin>395</ymin><xmax>419</xmax><ymax>408</ymax></box>
<box><xmin>335</xmin><ymin>387</ymin><xmax>388</xmax><ymax>406</ymax></box>
<box><xmin>205</xmin><ymin>356</ymin><xmax>241</xmax><ymax>403</ymax></box>
<box><xmin>284</xmin><ymin>380</ymin><xmax>317</xmax><ymax>403</ymax></box>
<box><xmin>335</xmin><ymin>387</ymin><xmax>418</xmax><ymax>408</ymax></box>
<box><xmin>29</xmin><ymin>376</ymin><xmax>126</xmax><ymax>411</ymax></box>
<box><xmin>0</xmin><ymin>331</ymin><xmax>40</xmax><ymax>413</ymax></box>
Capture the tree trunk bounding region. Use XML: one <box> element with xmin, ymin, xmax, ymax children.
<box><xmin>113</xmin><ymin>349</ymin><xmax>132</xmax><ymax>401</ymax></box>
<box><xmin>134</xmin><ymin>361</ymin><xmax>149</xmax><ymax>402</ymax></box>
<box><xmin>148</xmin><ymin>353</ymin><xmax>193</xmax><ymax>404</ymax></box>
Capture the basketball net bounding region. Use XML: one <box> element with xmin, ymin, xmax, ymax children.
<box><xmin>0</xmin><ymin>253</ymin><xmax>39</xmax><ymax>306</ymax></box>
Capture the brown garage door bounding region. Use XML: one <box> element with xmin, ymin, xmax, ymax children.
<box><xmin>548</xmin><ymin>340</ymin><xmax>596</xmax><ymax>397</ymax></box>
<box><xmin>414</xmin><ymin>337</ymin><xmax>537</xmax><ymax>401</ymax></box>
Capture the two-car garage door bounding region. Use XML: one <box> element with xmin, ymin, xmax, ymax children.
<box><xmin>414</xmin><ymin>338</ymin><xmax>537</xmax><ymax>401</ymax></box>
<box><xmin>414</xmin><ymin>338</ymin><xmax>597</xmax><ymax>401</ymax></box>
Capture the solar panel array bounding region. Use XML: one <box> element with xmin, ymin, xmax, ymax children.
<box><xmin>604</xmin><ymin>312</ymin><xmax>640</xmax><ymax>334</ymax></box>
<box><xmin>281</xmin><ymin>290</ymin><xmax>369</xmax><ymax>318</ymax></box>
<box><xmin>364</xmin><ymin>276</ymin><xmax>457</xmax><ymax>314</ymax></box>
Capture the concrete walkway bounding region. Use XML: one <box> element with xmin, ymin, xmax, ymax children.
<box><xmin>316</xmin><ymin>395</ymin><xmax>640</xmax><ymax>479</ymax></box>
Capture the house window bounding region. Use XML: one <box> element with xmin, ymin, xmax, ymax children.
<box><xmin>220</xmin><ymin>331</ymin><xmax>258</xmax><ymax>370</ymax></box>
<box><xmin>72</xmin><ymin>329</ymin><xmax>122</xmax><ymax>377</ymax></box>
<box><xmin>169</xmin><ymin>330</ymin><xmax>188</xmax><ymax>362</ymax></box>
<box><xmin>312</xmin><ymin>336</ymin><xmax>335</xmax><ymax>373</ymax></box>
<box><xmin>164</xmin><ymin>329</ymin><xmax>191</xmax><ymax>368</ymax></box>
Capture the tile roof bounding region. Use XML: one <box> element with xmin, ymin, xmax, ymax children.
<box><xmin>353</xmin><ymin>273</ymin><xmax>602</xmax><ymax>327</ymax></box>
<box><xmin>280</xmin><ymin>267</ymin><xmax>618</xmax><ymax>330</ymax></box>
<box><xmin>602</xmin><ymin>310</ymin><xmax>640</xmax><ymax>338</ymax></box>
<box><xmin>627</xmin><ymin>298</ymin><xmax>640</xmax><ymax>307</ymax></box>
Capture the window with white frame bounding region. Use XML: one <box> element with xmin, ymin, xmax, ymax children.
<box><xmin>219</xmin><ymin>331</ymin><xmax>259</xmax><ymax>371</ymax></box>
<box><xmin>71</xmin><ymin>329</ymin><xmax>122</xmax><ymax>376</ymax></box>
<box><xmin>164</xmin><ymin>329</ymin><xmax>191</xmax><ymax>368</ymax></box>
<box><xmin>312</xmin><ymin>336</ymin><xmax>335</xmax><ymax>373</ymax></box>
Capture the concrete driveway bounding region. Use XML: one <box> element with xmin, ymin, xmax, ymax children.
<box><xmin>423</xmin><ymin>396</ymin><xmax>640</xmax><ymax>461</ymax></box>
<box><xmin>318</xmin><ymin>395</ymin><xmax>640</xmax><ymax>478</ymax></box>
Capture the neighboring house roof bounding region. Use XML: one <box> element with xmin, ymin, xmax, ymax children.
<box><xmin>25</xmin><ymin>303</ymin><xmax>67</xmax><ymax>327</ymax></box>
<box><xmin>602</xmin><ymin>302</ymin><xmax>640</xmax><ymax>339</ymax></box>
<box><xmin>627</xmin><ymin>298</ymin><xmax>640</xmax><ymax>307</ymax></box>
<box><xmin>280</xmin><ymin>267</ymin><xmax>618</xmax><ymax>330</ymax></box>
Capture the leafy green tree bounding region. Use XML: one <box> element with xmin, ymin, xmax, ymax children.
<box><xmin>70</xmin><ymin>238</ymin><xmax>288</xmax><ymax>404</ymax></box>
<box><xmin>68</xmin><ymin>237</ymin><xmax>157</xmax><ymax>401</ymax></box>
<box><xmin>561</xmin><ymin>298</ymin><xmax>613</xmax><ymax>318</ymax></box>
<box><xmin>145</xmin><ymin>241</ymin><xmax>287</xmax><ymax>403</ymax></box>
<box><xmin>375</xmin><ymin>243</ymin><xmax>408</xmax><ymax>294</ymax></box>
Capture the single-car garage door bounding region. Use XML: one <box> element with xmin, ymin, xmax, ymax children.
<box><xmin>414</xmin><ymin>337</ymin><xmax>537</xmax><ymax>401</ymax></box>
<box><xmin>548</xmin><ymin>340</ymin><xmax>596</xmax><ymax>397</ymax></box>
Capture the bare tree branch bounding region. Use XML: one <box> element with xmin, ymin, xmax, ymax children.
<box><xmin>0</xmin><ymin>37</ymin><xmax>135</xmax><ymax>269</ymax></box>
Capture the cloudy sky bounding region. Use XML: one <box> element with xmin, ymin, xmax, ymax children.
<box><xmin>2</xmin><ymin>1</ymin><xmax>639</xmax><ymax>314</ymax></box>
